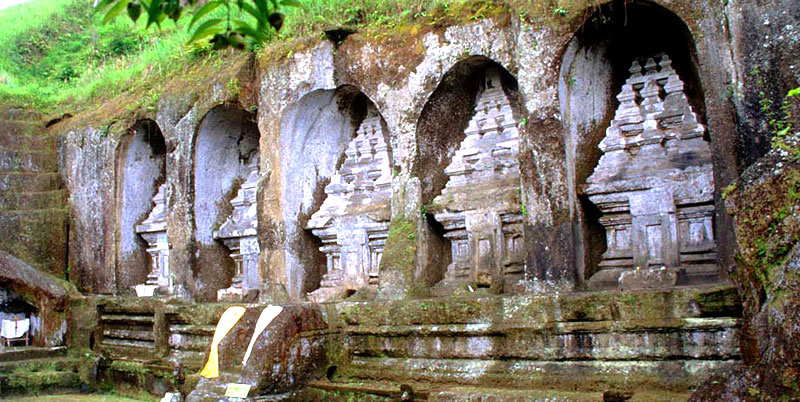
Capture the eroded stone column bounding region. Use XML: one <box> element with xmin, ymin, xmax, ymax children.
<box><xmin>306</xmin><ymin>107</ymin><xmax>392</xmax><ymax>302</ymax></box>
<box><xmin>430</xmin><ymin>68</ymin><xmax>525</xmax><ymax>295</ymax></box>
<box><xmin>214</xmin><ymin>155</ymin><xmax>261</xmax><ymax>301</ymax></box>
<box><xmin>584</xmin><ymin>54</ymin><xmax>718</xmax><ymax>290</ymax></box>
<box><xmin>135</xmin><ymin>183</ymin><xmax>171</xmax><ymax>295</ymax></box>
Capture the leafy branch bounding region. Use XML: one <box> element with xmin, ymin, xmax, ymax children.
<box><xmin>95</xmin><ymin>0</ymin><xmax>302</xmax><ymax>49</ymax></box>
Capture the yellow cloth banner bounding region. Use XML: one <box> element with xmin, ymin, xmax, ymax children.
<box><xmin>199</xmin><ymin>306</ymin><xmax>246</xmax><ymax>378</ymax></box>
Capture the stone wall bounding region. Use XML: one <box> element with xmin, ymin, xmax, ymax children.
<box><xmin>54</xmin><ymin>0</ymin><xmax>790</xmax><ymax>310</ymax></box>
<box><xmin>37</xmin><ymin>0</ymin><xmax>800</xmax><ymax>399</ymax></box>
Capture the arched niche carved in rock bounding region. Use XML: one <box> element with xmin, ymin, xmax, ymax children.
<box><xmin>559</xmin><ymin>0</ymin><xmax>722</xmax><ymax>290</ymax></box>
<box><xmin>193</xmin><ymin>105</ymin><xmax>260</xmax><ymax>302</ymax></box>
<box><xmin>116</xmin><ymin>119</ymin><xmax>166</xmax><ymax>295</ymax></box>
<box><xmin>279</xmin><ymin>86</ymin><xmax>373</xmax><ymax>300</ymax></box>
<box><xmin>417</xmin><ymin>56</ymin><xmax>526</xmax><ymax>296</ymax></box>
<box><xmin>305</xmin><ymin>103</ymin><xmax>393</xmax><ymax>303</ymax></box>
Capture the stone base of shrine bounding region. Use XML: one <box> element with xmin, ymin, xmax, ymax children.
<box><xmin>587</xmin><ymin>264</ymin><xmax>726</xmax><ymax>291</ymax></box>
<box><xmin>216</xmin><ymin>286</ymin><xmax>259</xmax><ymax>302</ymax></box>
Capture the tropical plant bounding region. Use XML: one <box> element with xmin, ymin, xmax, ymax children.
<box><xmin>95</xmin><ymin>0</ymin><xmax>301</xmax><ymax>49</ymax></box>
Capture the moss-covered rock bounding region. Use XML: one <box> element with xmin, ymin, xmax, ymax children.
<box><xmin>692</xmin><ymin>159</ymin><xmax>800</xmax><ymax>400</ymax></box>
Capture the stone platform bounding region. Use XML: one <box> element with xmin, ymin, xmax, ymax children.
<box><xmin>84</xmin><ymin>286</ymin><xmax>741</xmax><ymax>400</ymax></box>
<box><xmin>319</xmin><ymin>286</ymin><xmax>740</xmax><ymax>398</ymax></box>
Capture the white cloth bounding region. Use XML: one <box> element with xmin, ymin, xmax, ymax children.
<box><xmin>1</xmin><ymin>318</ymin><xmax>29</xmax><ymax>339</ymax></box>
<box><xmin>242</xmin><ymin>305</ymin><xmax>283</xmax><ymax>366</ymax></box>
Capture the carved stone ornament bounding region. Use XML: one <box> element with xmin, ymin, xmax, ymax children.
<box><xmin>431</xmin><ymin>68</ymin><xmax>525</xmax><ymax>295</ymax></box>
<box><xmin>584</xmin><ymin>54</ymin><xmax>719</xmax><ymax>290</ymax></box>
<box><xmin>214</xmin><ymin>154</ymin><xmax>261</xmax><ymax>301</ymax></box>
<box><xmin>135</xmin><ymin>183</ymin><xmax>172</xmax><ymax>295</ymax></box>
<box><xmin>306</xmin><ymin>107</ymin><xmax>392</xmax><ymax>303</ymax></box>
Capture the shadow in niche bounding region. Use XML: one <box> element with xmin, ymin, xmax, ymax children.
<box><xmin>192</xmin><ymin>104</ymin><xmax>260</xmax><ymax>301</ymax></box>
<box><xmin>280</xmin><ymin>86</ymin><xmax>373</xmax><ymax>299</ymax></box>
<box><xmin>116</xmin><ymin>119</ymin><xmax>166</xmax><ymax>295</ymax></box>
<box><xmin>578</xmin><ymin>194</ymin><xmax>606</xmax><ymax>281</ymax></box>
<box><xmin>562</xmin><ymin>0</ymin><xmax>714</xmax><ymax>287</ymax></box>
<box><xmin>416</xmin><ymin>55</ymin><xmax>521</xmax><ymax>288</ymax></box>
<box><xmin>0</xmin><ymin>286</ymin><xmax>37</xmax><ymax>346</ymax></box>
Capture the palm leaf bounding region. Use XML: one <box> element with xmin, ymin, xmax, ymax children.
<box><xmin>233</xmin><ymin>19</ymin><xmax>269</xmax><ymax>43</ymax></box>
<box><xmin>94</xmin><ymin>0</ymin><xmax>116</xmax><ymax>12</ymax></box>
<box><xmin>187</xmin><ymin>18</ymin><xmax>224</xmax><ymax>44</ymax></box>
<box><xmin>101</xmin><ymin>0</ymin><xmax>132</xmax><ymax>24</ymax></box>
<box><xmin>189</xmin><ymin>0</ymin><xmax>222</xmax><ymax>28</ymax></box>
<box><xmin>145</xmin><ymin>0</ymin><xmax>163</xmax><ymax>28</ymax></box>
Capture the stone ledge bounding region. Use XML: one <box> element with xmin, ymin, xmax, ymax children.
<box><xmin>344</xmin><ymin>357</ymin><xmax>740</xmax><ymax>393</ymax></box>
<box><xmin>331</xmin><ymin>286</ymin><xmax>741</xmax><ymax>327</ymax></box>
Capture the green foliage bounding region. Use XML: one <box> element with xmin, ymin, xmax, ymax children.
<box><xmin>226</xmin><ymin>77</ymin><xmax>241</xmax><ymax>97</ymax></box>
<box><xmin>1</xmin><ymin>0</ymin><xmax>511</xmax><ymax>112</ymax></box>
<box><xmin>0</xmin><ymin>0</ymin><xmax>190</xmax><ymax>111</ymax></box>
<box><xmin>96</xmin><ymin>0</ymin><xmax>301</xmax><ymax>49</ymax></box>
<box><xmin>752</xmin><ymin>64</ymin><xmax>800</xmax><ymax>160</ymax></box>
<box><xmin>721</xmin><ymin>182</ymin><xmax>736</xmax><ymax>200</ymax></box>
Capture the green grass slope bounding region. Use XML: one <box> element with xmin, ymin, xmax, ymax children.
<box><xmin>0</xmin><ymin>0</ymin><xmax>570</xmax><ymax>115</ymax></box>
<box><xmin>0</xmin><ymin>0</ymin><xmax>189</xmax><ymax>112</ymax></box>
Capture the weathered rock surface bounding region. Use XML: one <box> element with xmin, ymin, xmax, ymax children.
<box><xmin>9</xmin><ymin>0</ymin><xmax>800</xmax><ymax>399</ymax></box>
<box><xmin>692</xmin><ymin>153</ymin><xmax>800</xmax><ymax>400</ymax></box>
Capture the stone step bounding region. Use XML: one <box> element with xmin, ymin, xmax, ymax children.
<box><xmin>0</xmin><ymin>190</ymin><xmax>66</xmax><ymax>210</ymax></box>
<box><xmin>0</xmin><ymin>208</ymin><xmax>68</xmax><ymax>277</ymax></box>
<box><xmin>0</xmin><ymin>370</ymin><xmax>82</xmax><ymax>395</ymax></box>
<box><xmin>0</xmin><ymin>133</ymin><xmax>53</xmax><ymax>152</ymax></box>
<box><xmin>304</xmin><ymin>380</ymin><xmax>693</xmax><ymax>401</ymax></box>
<box><xmin>0</xmin><ymin>346</ymin><xmax>67</xmax><ymax>363</ymax></box>
<box><xmin>341</xmin><ymin>356</ymin><xmax>738</xmax><ymax>393</ymax></box>
<box><xmin>101</xmin><ymin>313</ymin><xmax>156</xmax><ymax>324</ymax></box>
<box><xmin>305</xmin><ymin>380</ymin><xmax>431</xmax><ymax>400</ymax></box>
<box><xmin>0</xmin><ymin>149</ymin><xmax>58</xmax><ymax>172</ymax></box>
<box><xmin>0</xmin><ymin>172</ymin><xmax>63</xmax><ymax>193</ymax></box>
<box><xmin>327</xmin><ymin>287</ymin><xmax>742</xmax><ymax>395</ymax></box>
<box><xmin>0</xmin><ymin>357</ymin><xmax>81</xmax><ymax>374</ymax></box>
<box><xmin>0</xmin><ymin>120</ymin><xmax>51</xmax><ymax>147</ymax></box>
<box><xmin>103</xmin><ymin>328</ymin><xmax>156</xmax><ymax>342</ymax></box>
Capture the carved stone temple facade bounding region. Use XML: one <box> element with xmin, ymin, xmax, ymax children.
<box><xmin>430</xmin><ymin>68</ymin><xmax>525</xmax><ymax>295</ymax></box>
<box><xmin>214</xmin><ymin>155</ymin><xmax>261</xmax><ymax>301</ymax></box>
<box><xmin>135</xmin><ymin>183</ymin><xmax>171</xmax><ymax>294</ymax></box>
<box><xmin>584</xmin><ymin>54</ymin><xmax>718</xmax><ymax>290</ymax></box>
<box><xmin>306</xmin><ymin>107</ymin><xmax>392</xmax><ymax>302</ymax></box>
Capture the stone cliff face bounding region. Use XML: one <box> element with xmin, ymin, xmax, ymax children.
<box><xmin>59</xmin><ymin>0</ymin><xmax>754</xmax><ymax>301</ymax></box>
<box><xmin>21</xmin><ymin>0</ymin><xmax>800</xmax><ymax>399</ymax></box>
<box><xmin>693</xmin><ymin>148</ymin><xmax>800</xmax><ymax>400</ymax></box>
